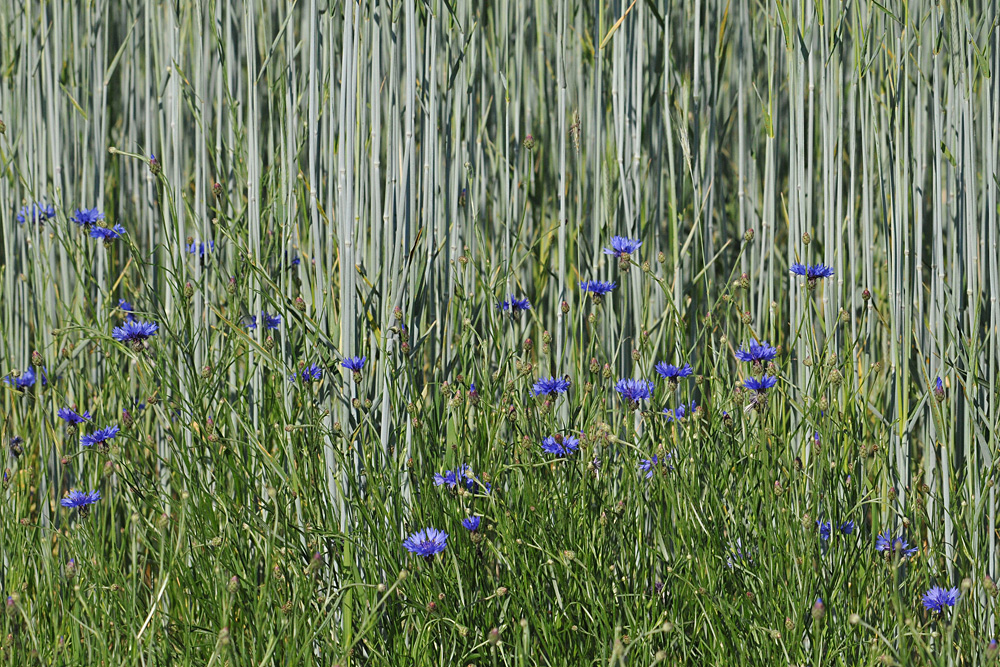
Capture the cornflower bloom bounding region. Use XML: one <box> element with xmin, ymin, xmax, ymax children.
<box><xmin>875</xmin><ymin>531</ymin><xmax>919</xmax><ymax>559</ymax></box>
<box><xmin>922</xmin><ymin>586</ymin><xmax>960</xmax><ymax>613</ymax></box>
<box><xmin>462</xmin><ymin>517</ymin><xmax>481</xmax><ymax>532</ymax></box>
<box><xmin>791</xmin><ymin>263</ymin><xmax>835</xmax><ymax>289</ymax></box>
<box><xmin>17</xmin><ymin>202</ymin><xmax>56</xmax><ymax>225</ymax></box>
<box><xmin>664</xmin><ymin>401</ymin><xmax>697</xmax><ymax>422</ymax></box>
<box><xmin>579</xmin><ymin>280</ymin><xmax>616</xmax><ymax>303</ymax></box>
<box><xmin>734</xmin><ymin>340</ymin><xmax>778</xmax><ymax>365</ymax></box>
<box><xmin>533</xmin><ymin>376</ymin><xmax>570</xmax><ymax>397</ymax></box>
<box><xmin>71</xmin><ymin>207</ymin><xmax>104</xmax><ymax>227</ymax></box>
<box><xmin>58</xmin><ymin>408</ymin><xmax>92</xmax><ymax>425</ymax></box>
<box><xmin>60</xmin><ymin>489</ymin><xmax>101</xmax><ymax>516</ymax></box>
<box><xmin>541</xmin><ymin>434</ymin><xmax>580</xmax><ymax>457</ymax></box>
<box><xmin>402</xmin><ymin>527</ymin><xmax>448</xmax><ymax>558</ymax></box>
<box><xmin>89</xmin><ymin>224</ymin><xmax>127</xmax><ymax>243</ymax></box>
<box><xmin>112</xmin><ymin>320</ymin><xmax>159</xmax><ymax>349</ymax></box>
<box><xmin>615</xmin><ymin>378</ymin><xmax>654</xmax><ymax>408</ymax></box>
<box><xmin>602</xmin><ymin>236</ymin><xmax>642</xmax><ymax>258</ymax></box>
<box><xmin>498</xmin><ymin>296</ymin><xmax>531</xmax><ymax>314</ymax></box>
<box><xmin>81</xmin><ymin>425</ymin><xmax>120</xmax><ymax>453</ymax></box>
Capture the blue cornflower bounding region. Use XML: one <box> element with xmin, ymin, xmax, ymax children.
<box><xmin>3</xmin><ymin>367</ymin><xmax>45</xmax><ymax>390</ymax></box>
<box><xmin>602</xmin><ymin>236</ymin><xmax>642</xmax><ymax>257</ymax></box>
<box><xmin>875</xmin><ymin>531</ymin><xmax>919</xmax><ymax>559</ymax></box>
<box><xmin>579</xmin><ymin>280</ymin><xmax>617</xmax><ymax>296</ymax></box>
<box><xmin>664</xmin><ymin>401</ymin><xmax>697</xmax><ymax>422</ymax></box>
<box><xmin>639</xmin><ymin>455</ymin><xmax>661</xmax><ymax>479</ymax></box>
<box><xmin>922</xmin><ymin>586</ymin><xmax>960</xmax><ymax>613</ymax></box>
<box><xmin>936</xmin><ymin>377</ymin><xmax>944</xmax><ymax>391</ymax></box>
<box><xmin>246</xmin><ymin>312</ymin><xmax>281</xmax><ymax>330</ymax></box>
<box><xmin>112</xmin><ymin>320</ymin><xmax>159</xmax><ymax>344</ymax></box>
<box><xmin>58</xmin><ymin>408</ymin><xmax>92</xmax><ymax>425</ymax></box>
<box><xmin>402</xmin><ymin>527</ymin><xmax>448</xmax><ymax>558</ymax></box>
<box><xmin>462</xmin><ymin>516</ymin><xmax>481</xmax><ymax>532</ymax></box>
<box><xmin>541</xmin><ymin>434</ymin><xmax>580</xmax><ymax>457</ymax></box>
<box><xmin>533</xmin><ymin>376</ymin><xmax>570</xmax><ymax>397</ymax></box>
<box><xmin>71</xmin><ymin>207</ymin><xmax>104</xmax><ymax>226</ymax></box>
<box><xmin>615</xmin><ymin>378</ymin><xmax>654</xmax><ymax>405</ymax></box>
<box><xmin>790</xmin><ymin>263</ymin><xmax>835</xmax><ymax>280</ymax></box>
<box><xmin>341</xmin><ymin>356</ymin><xmax>366</xmax><ymax>372</ymax></box>
<box><xmin>743</xmin><ymin>375</ymin><xmax>778</xmax><ymax>392</ymax></box>
<box><xmin>89</xmin><ymin>224</ymin><xmax>127</xmax><ymax>241</ymax></box>
<box><xmin>734</xmin><ymin>340</ymin><xmax>778</xmax><ymax>363</ymax></box>
<box><xmin>60</xmin><ymin>489</ymin><xmax>101</xmax><ymax>511</ymax></box>
<box><xmin>816</xmin><ymin>520</ymin><xmax>832</xmax><ymax>541</ymax></box>
<box><xmin>81</xmin><ymin>425</ymin><xmax>120</xmax><ymax>449</ymax></box>
<box><xmin>498</xmin><ymin>296</ymin><xmax>531</xmax><ymax>313</ymax></box>
<box><xmin>640</xmin><ymin>453</ymin><xmax>675</xmax><ymax>479</ymax></box>
<box><xmin>186</xmin><ymin>240</ymin><xmax>215</xmax><ymax>256</ymax></box>
<box><xmin>17</xmin><ymin>202</ymin><xmax>56</xmax><ymax>225</ymax></box>
<box><xmin>433</xmin><ymin>464</ymin><xmax>490</xmax><ymax>494</ymax></box>
<box><xmin>289</xmin><ymin>364</ymin><xmax>323</xmax><ymax>383</ymax></box>
<box><xmin>839</xmin><ymin>520</ymin><xmax>855</xmax><ymax>535</ymax></box>
<box><xmin>118</xmin><ymin>299</ymin><xmax>137</xmax><ymax>322</ymax></box>
<box><xmin>655</xmin><ymin>362</ymin><xmax>693</xmax><ymax>381</ymax></box>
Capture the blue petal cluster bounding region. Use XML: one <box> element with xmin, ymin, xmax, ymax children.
<box><xmin>81</xmin><ymin>425</ymin><xmax>120</xmax><ymax>448</ymax></box>
<box><xmin>533</xmin><ymin>376</ymin><xmax>570</xmax><ymax>397</ymax></box>
<box><xmin>402</xmin><ymin>527</ymin><xmax>448</xmax><ymax>557</ymax></box>
<box><xmin>60</xmin><ymin>489</ymin><xmax>102</xmax><ymax>509</ymax></box>
<box><xmin>579</xmin><ymin>280</ymin><xmax>617</xmax><ymax>295</ymax></box>
<box><xmin>734</xmin><ymin>340</ymin><xmax>778</xmax><ymax>363</ymax></box>
<box><xmin>498</xmin><ymin>296</ymin><xmax>531</xmax><ymax>312</ymax></box>
<box><xmin>17</xmin><ymin>203</ymin><xmax>56</xmax><ymax>224</ymax></box>
<box><xmin>58</xmin><ymin>408</ymin><xmax>92</xmax><ymax>424</ymax></box>
<box><xmin>790</xmin><ymin>263</ymin><xmax>835</xmax><ymax>279</ymax></box>
<box><xmin>615</xmin><ymin>378</ymin><xmax>654</xmax><ymax>403</ymax></box>
<box><xmin>664</xmin><ymin>401</ymin><xmax>697</xmax><ymax>422</ymax></box>
<box><xmin>89</xmin><ymin>224</ymin><xmax>127</xmax><ymax>241</ymax></box>
<box><xmin>341</xmin><ymin>356</ymin><xmax>366</xmax><ymax>372</ymax></box>
<box><xmin>655</xmin><ymin>362</ymin><xmax>693</xmax><ymax>380</ymax></box>
<box><xmin>290</xmin><ymin>364</ymin><xmax>324</xmax><ymax>383</ymax></box>
<box><xmin>922</xmin><ymin>586</ymin><xmax>960</xmax><ymax>612</ymax></box>
<box><xmin>3</xmin><ymin>367</ymin><xmax>45</xmax><ymax>389</ymax></box>
<box><xmin>541</xmin><ymin>434</ymin><xmax>580</xmax><ymax>457</ymax></box>
<box><xmin>186</xmin><ymin>240</ymin><xmax>215</xmax><ymax>256</ymax></box>
<box><xmin>72</xmin><ymin>208</ymin><xmax>105</xmax><ymax>226</ymax></box>
<box><xmin>112</xmin><ymin>320</ymin><xmax>159</xmax><ymax>343</ymax></box>
<box><xmin>875</xmin><ymin>531</ymin><xmax>919</xmax><ymax>558</ymax></box>
<box><xmin>462</xmin><ymin>516</ymin><xmax>481</xmax><ymax>532</ymax></box>
<box><xmin>602</xmin><ymin>236</ymin><xmax>642</xmax><ymax>257</ymax></box>
<box><xmin>743</xmin><ymin>375</ymin><xmax>778</xmax><ymax>392</ymax></box>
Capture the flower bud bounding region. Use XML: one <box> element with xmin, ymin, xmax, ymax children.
<box><xmin>561</xmin><ymin>300</ymin><xmax>570</xmax><ymax>314</ymax></box>
<box><xmin>0</xmin><ymin>119</ymin><xmax>6</xmax><ymax>134</ymax></box>
<box><xmin>201</xmin><ymin>365</ymin><xmax>213</xmax><ymax>379</ymax></box>
<box><xmin>294</xmin><ymin>297</ymin><xmax>307</xmax><ymax>312</ymax></box>
<box><xmin>487</xmin><ymin>628</ymin><xmax>500</xmax><ymax>645</ymax></box>
<box><xmin>9</xmin><ymin>436</ymin><xmax>24</xmax><ymax>458</ymax></box>
<box><xmin>149</xmin><ymin>154</ymin><xmax>161</xmax><ymax>176</ymax></box>
<box><xmin>264</xmin><ymin>336</ymin><xmax>275</xmax><ymax>352</ymax></box>
<box><xmin>31</xmin><ymin>350</ymin><xmax>43</xmax><ymax>366</ymax></box>
<box><xmin>212</xmin><ymin>182</ymin><xmax>223</xmax><ymax>198</ymax></box>
<box><xmin>802</xmin><ymin>232</ymin><xmax>811</xmax><ymax>245</ymax></box>
<box><xmin>522</xmin><ymin>134</ymin><xmax>535</xmax><ymax>151</ymax></box>
<box><xmin>862</xmin><ymin>288</ymin><xmax>871</xmax><ymax>301</ymax></box>
<box><xmin>184</xmin><ymin>282</ymin><xmax>194</xmax><ymax>299</ymax></box>
<box><xmin>811</xmin><ymin>598</ymin><xmax>825</xmax><ymax>621</ymax></box>
<box><xmin>226</xmin><ymin>277</ymin><xmax>237</xmax><ymax>295</ymax></box>
<box><xmin>744</xmin><ymin>228</ymin><xmax>754</xmax><ymax>242</ymax></box>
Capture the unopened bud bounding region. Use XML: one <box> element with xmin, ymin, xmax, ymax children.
<box><xmin>212</xmin><ymin>182</ymin><xmax>223</xmax><ymax>198</ymax></box>
<box><xmin>744</xmin><ymin>228</ymin><xmax>754</xmax><ymax>242</ymax></box>
<box><xmin>560</xmin><ymin>300</ymin><xmax>569</xmax><ymax>314</ymax></box>
<box><xmin>522</xmin><ymin>134</ymin><xmax>535</xmax><ymax>151</ymax></box>
<box><xmin>294</xmin><ymin>297</ymin><xmax>307</xmax><ymax>312</ymax></box>
<box><xmin>31</xmin><ymin>350</ymin><xmax>43</xmax><ymax>366</ymax></box>
<box><xmin>184</xmin><ymin>282</ymin><xmax>194</xmax><ymax>299</ymax></box>
<box><xmin>149</xmin><ymin>154</ymin><xmax>161</xmax><ymax>176</ymax></box>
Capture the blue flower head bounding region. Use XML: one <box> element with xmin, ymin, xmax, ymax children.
<box><xmin>290</xmin><ymin>364</ymin><xmax>323</xmax><ymax>383</ymax></box>
<box><xmin>81</xmin><ymin>425</ymin><xmax>120</xmax><ymax>449</ymax></box>
<box><xmin>655</xmin><ymin>362</ymin><xmax>693</xmax><ymax>381</ymax></box>
<box><xmin>58</xmin><ymin>408</ymin><xmax>92</xmax><ymax>425</ymax></box>
<box><xmin>112</xmin><ymin>320</ymin><xmax>159</xmax><ymax>344</ymax></box>
<box><xmin>462</xmin><ymin>516</ymin><xmax>481</xmax><ymax>532</ymax></box>
<box><xmin>533</xmin><ymin>376</ymin><xmax>570</xmax><ymax>397</ymax></box>
<box><xmin>838</xmin><ymin>520</ymin><xmax>855</xmax><ymax>535</ymax></box>
<box><xmin>922</xmin><ymin>586</ymin><xmax>960</xmax><ymax>613</ymax></box>
<box><xmin>17</xmin><ymin>202</ymin><xmax>56</xmax><ymax>225</ymax></box>
<box><xmin>816</xmin><ymin>520</ymin><xmax>832</xmax><ymax>541</ymax></box>
<box><xmin>60</xmin><ymin>489</ymin><xmax>101</xmax><ymax>510</ymax></box>
<box><xmin>433</xmin><ymin>464</ymin><xmax>490</xmax><ymax>494</ymax></box>
<box><xmin>735</xmin><ymin>340</ymin><xmax>778</xmax><ymax>364</ymax></box>
<box><xmin>541</xmin><ymin>434</ymin><xmax>580</xmax><ymax>457</ymax></box>
<box><xmin>402</xmin><ymin>527</ymin><xmax>448</xmax><ymax>558</ymax></box>
<box><xmin>246</xmin><ymin>312</ymin><xmax>281</xmax><ymax>330</ymax></box>
<box><xmin>790</xmin><ymin>263</ymin><xmax>835</xmax><ymax>280</ymax></box>
<box><xmin>3</xmin><ymin>367</ymin><xmax>45</xmax><ymax>390</ymax></box>
<box><xmin>341</xmin><ymin>356</ymin><xmax>366</xmax><ymax>372</ymax></box>
<box><xmin>639</xmin><ymin>453</ymin><xmax>673</xmax><ymax>479</ymax></box>
<box><xmin>89</xmin><ymin>224</ymin><xmax>127</xmax><ymax>241</ymax></box>
<box><xmin>579</xmin><ymin>280</ymin><xmax>617</xmax><ymax>296</ymax></box>
<box><xmin>664</xmin><ymin>401</ymin><xmax>697</xmax><ymax>422</ymax></box>
<box><xmin>615</xmin><ymin>378</ymin><xmax>654</xmax><ymax>405</ymax></box>
<box><xmin>118</xmin><ymin>299</ymin><xmax>137</xmax><ymax>322</ymax></box>
<box><xmin>498</xmin><ymin>296</ymin><xmax>531</xmax><ymax>313</ymax></box>
<box><xmin>743</xmin><ymin>375</ymin><xmax>778</xmax><ymax>392</ymax></box>
<box><xmin>186</xmin><ymin>240</ymin><xmax>215</xmax><ymax>256</ymax></box>
<box><xmin>875</xmin><ymin>531</ymin><xmax>919</xmax><ymax>559</ymax></box>
<box><xmin>72</xmin><ymin>207</ymin><xmax>105</xmax><ymax>226</ymax></box>
<box><xmin>602</xmin><ymin>236</ymin><xmax>642</xmax><ymax>258</ymax></box>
